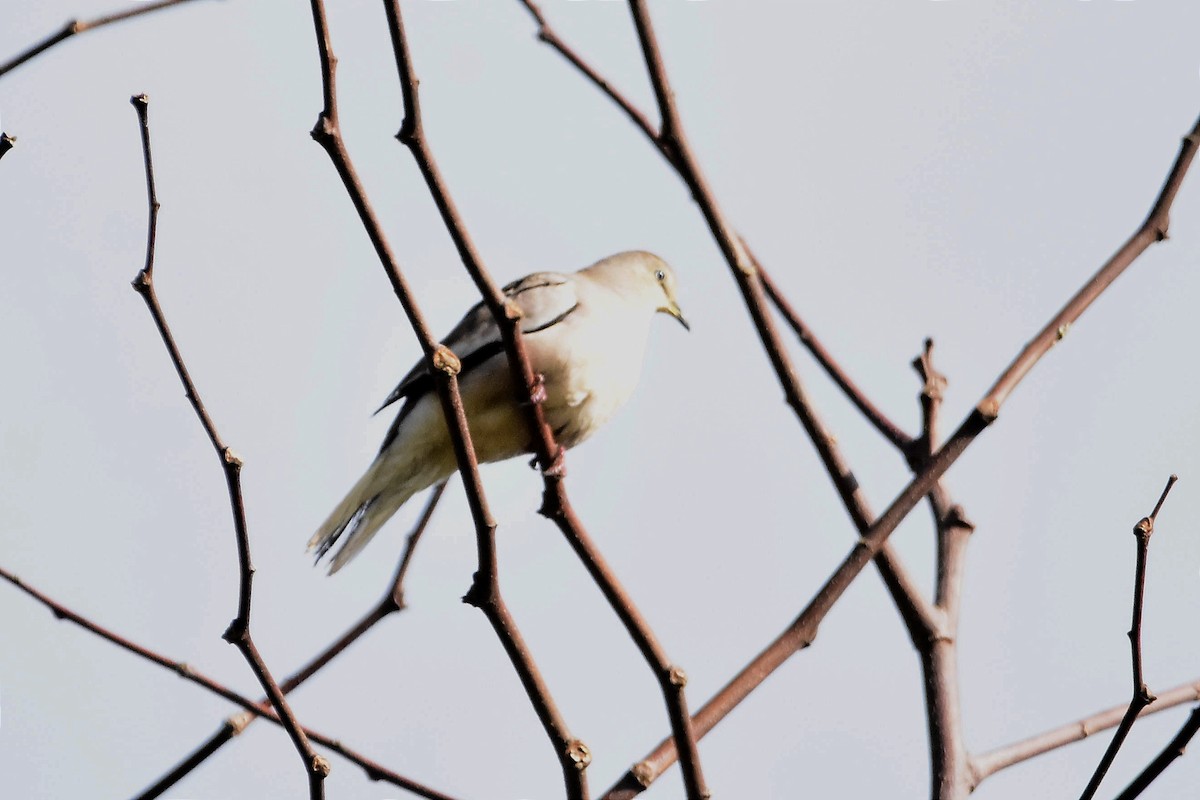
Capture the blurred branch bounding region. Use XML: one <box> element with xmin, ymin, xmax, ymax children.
<box><xmin>1078</xmin><ymin>475</ymin><xmax>1177</xmax><ymax>800</ymax></box>
<box><xmin>305</xmin><ymin>2</ymin><xmax>589</xmax><ymax>796</ymax></box>
<box><xmin>0</xmin><ymin>0</ymin><xmax>210</xmax><ymax>79</ymax></box>
<box><xmin>0</xmin><ymin>132</ymin><xmax>14</xmax><ymax>160</ymax></box>
<box><xmin>0</xmin><ymin>564</ymin><xmax>460</xmax><ymax>800</ymax></box>
<box><xmin>971</xmin><ymin>679</ymin><xmax>1200</xmax><ymax>783</ymax></box>
<box><xmin>1115</xmin><ymin>705</ymin><xmax>1200</xmax><ymax>799</ymax></box>
<box><xmin>383</xmin><ymin>4</ymin><xmax>708</xmax><ymax>797</ymax></box>
<box><xmin>126</xmin><ymin>93</ymin><xmax>329</xmax><ymax>797</ymax></box>
<box><xmin>134</xmin><ymin>483</ymin><xmax>447</xmax><ymax>799</ymax></box>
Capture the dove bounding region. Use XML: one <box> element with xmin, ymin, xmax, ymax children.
<box><xmin>309</xmin><ymin>250</ymin><xmax>688</xmax><ymax>573</ymax></box>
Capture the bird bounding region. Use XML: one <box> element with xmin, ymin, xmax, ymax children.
<box><xmin>308</xmin><ymin>250</ymin><xmax>689</xmax><ymax>573</ymax></box>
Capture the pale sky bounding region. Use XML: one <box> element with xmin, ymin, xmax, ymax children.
<box><xmin>3</xmin><ymin>1</ymin><xmax>1200</xmax><ymax>798</ymax></box>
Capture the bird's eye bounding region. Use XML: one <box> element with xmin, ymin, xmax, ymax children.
<box><xmin>654</xmin><ymin>269</ymin><xmax>666</xmax><ymax>282</ymax></box>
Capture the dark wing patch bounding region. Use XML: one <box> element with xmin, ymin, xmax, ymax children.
<box><xmin>374</xmin><ymin>272</ymin><xmax>579</xmax><ymax>454</ymax></box>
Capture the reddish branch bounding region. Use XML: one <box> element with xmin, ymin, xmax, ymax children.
<box><xmin>305</xmin><ymin>2</ymin><xmax>589</xmax><ymax>796</ymax></box>
<box><xmin>0</xmin><ymin>0</ymin><xmax>210</xmax><ymax>79</ymax></box>
<box><xmin>0</xmin><ymin>564</ymin><xmax>460</xmax><ymax>800</ymax></box>
<box><xmin>514</xmin><ymin>2</ymin><xmax>1200</xmax><ymax>796</ymax></box>
<box><xmin>1077</xmin><ymin>475</ymin><xmax>1177</xmax><ymax>800</ymax></box>
<box><xmin>382</xmin><ymin>3</ymin><xmax>710</xmax><ymax>797</ymax></box>
<box><xmin>127</xmin><ymin>93</ymin><xmax>329</xmax><ymax>798</ymax></box>
<box><xmin>134</xmin><ymin>484</ymin><xmax>447</xmax><ymax>799</ymax></box>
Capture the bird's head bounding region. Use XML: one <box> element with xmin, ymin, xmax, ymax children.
<box><xmin>585</xmin><ymin>250</ymin><xmax>690</xmax><ymax>331</ymax></box>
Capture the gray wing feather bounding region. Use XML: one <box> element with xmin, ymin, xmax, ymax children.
<box><xmin>375</xmin><ymin>272</ymin><xmax>580</xmax><ymax>415</ymax></box>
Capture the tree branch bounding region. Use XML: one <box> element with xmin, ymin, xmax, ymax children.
<box><xmin>0</xmin><ymin>564</ymin><xmax>460</xmax><ymax>800</ymax></box>
<box><xmin>970</xmin><ymin>679</ymin><xmax>1200</xmax><ymax>784</ymax></box>
<box><xmin>1077</xmin><ymin>475</ymin><xmax>1177</xmax><ymax>800</ymax></box>
<box><xmin>0</xmin><ymin>0</ymin><xmax>211</xmax><ymax>79</ymax></box>
<box><xmin>384</xmin><ymin>3</ymin><xmax>712</xmax><ymax>795</ymax></box>
<box><xmin>133</xmin><ymin>484</ymin><xmax>446</xmax><ymax>799</ymax></box>
<box><xmin>305</xmin><ymin>3</ymin><xmax>588</xmax><ymax>796</ymax></box>
<box><xmin>127</xmin><ymin>94</ymin><xmax>328</xmax><ymax>797</ymax></box>
<box><xmin>1115</xmin><ymin>705</ymin><xmax>1200</xmax><ymax>799</ymax></box>
<box><xmin>601</xmin><ymin>102</ymin><xmax>1200</xmax><ymax>794</ymax></box>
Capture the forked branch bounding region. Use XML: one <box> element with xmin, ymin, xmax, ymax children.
<box><xmin>1077</xmin><ymin>475</ymin><xmax>1177</xmax><ymax>800</ymax></box>
<box><xmin>127</xmin><ymin>93</ymin><xmax>329</xmax><ymax>798</ymax></box>
<box><xmin>0</xmin><ymin>0</ymin><xmax>211</xmax><ymax>79</ymax></box>
<box><xmin>306</xmin><ymin>2</ymin><xmax>589</xmax><ymax>796</ymax></box>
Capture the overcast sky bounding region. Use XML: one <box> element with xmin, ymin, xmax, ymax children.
<box><xmin>3</xmin><ymin>1</ymin><xmax>1200</xmax><ymax>798</ymax></box>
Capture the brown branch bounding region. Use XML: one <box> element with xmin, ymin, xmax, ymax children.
<box><xmin>1077</xmin><ymin>475</ymin><xmax>1177</xmax><ymax>800</ymax></box>
<box><xmin>134</xmin><ymin>483</ymin><xmax>446</xmax><ymax>799</ymax></box>
<box><xmin>971</xmin><ymin>679</ymin><xmax>1200</xmax><ymax>784</ymax></box>
<box><xmin>0</xmin><ymin>0</ymin><xmax>211</xmax><ymax>79</ymax></box>
<box><xmin>0</xmin><ymin>564</ymin><xmax>460</xmax><ymax>800</ymax></box>
<box><xmin>0</xmin><ymin>132</ymin><xmax>14</xmax><ymax>161</ymax></box>
<box><xmin>305</xmin><ymin>3</ymin><xmax>589</xmax><ymax>796</ymax></box>
<box><xmin>126</xmin><ymin>93</ymin><xmax>329</xmax><ymax>797</ymax></box>
<box><xmin>758</xmin><ymin>255</ymin><xmax>913</xmax><ymax>451</ymax></box>
<box><xmin>909</xmin><ymin>340</ymin><xmax>976</xmax><ymax>800</ymax></box>
<box><xmin>383</xmin><ymin>3</ymin><xmax>710</xmax><ymax>795</ymax></box>
<box><xmin>600</xmin><ymin>96</ymin><xmax>1200</xmax><ymax>792</ymax></box>
<box><xmin>518</xmin><ymin>0</ymin><xmax>938</xmax><ymax>657</ymax></box>
<box><xmin>1115</xmin><ymin>705</ymin><xmax>1200</xmax><ymax>799</ymax></box>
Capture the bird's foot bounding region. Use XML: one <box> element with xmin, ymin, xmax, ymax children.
<box><xmin>543</xmin><ymin>446</ymin><xmax>567</xmax><ymax>478</ymax></box>
<box><xmin>527</xmin><ymin>372</ymin><xmax>548</xmax><ymax>405</ymax></box>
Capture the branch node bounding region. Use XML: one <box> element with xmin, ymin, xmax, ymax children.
<box><xmin>225</xmin><ymin>710</ymin><xmax>254</xmax><ymax>735</ymax></box>
<box><xmin>432</xmin><ymin>344</ymin><xmax>461</xmax><ymax>376</ymax></box>
<box><xmin>667</xmin><ymin>665</ymin><xmax>688</xmax><ymax>687</ymax></box>
<box><xmin>311</xmin><ymin>753</ymin><xmax>333</xmax><ymax>777</ymax></box>
<box><xmin>1056</xmin><ymin>323</ymin><xmax>1070</xmax><ymax>341</ymax></box>
<box><xmin>631</xmin><ymin>760</ymin><xmax>656</xmax><ymax>787</ymax></box>
<box><xmin>566</xmin><ymin>738</ymin><xmax>592</xmax><ymax>770</ymax></box>
<box><xmin>222</xmin><ymin>447</ymin><xmax>243</xmax><ymax>469</ymax></box>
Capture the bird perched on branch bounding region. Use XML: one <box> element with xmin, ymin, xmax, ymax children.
<box><xmin>309</xmin><ymin>250</ymin><xmax>689</xmax><ymax>573</ymax></box>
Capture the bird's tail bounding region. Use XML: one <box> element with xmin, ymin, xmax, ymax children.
<box><xmin>307</xmin><ymin>457</ymin><xmax>419</xmax><ymax>575</ymax></box>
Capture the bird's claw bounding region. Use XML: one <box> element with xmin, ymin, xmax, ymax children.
<box><xmin>528</xmin><ymin>373</ymin><xmax>548</xmax><ymax>405</ymax></box>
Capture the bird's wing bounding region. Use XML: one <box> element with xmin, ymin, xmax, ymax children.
<box><xmin>375</xmin><ymin>272</ymin><xmax>582</xmax><ymax>449</ymax></box>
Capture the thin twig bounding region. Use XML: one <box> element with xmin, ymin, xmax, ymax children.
<box><xmin>0</xmin><ymin>0</ymin><xmax>210</xmax><ymax>79</ymax></box>
<box><xmin>909</xmin><ymin>340</ymin><xmax>975</xmax><ymax>800</ymax></box>
<box><xmin>759</xmin><ymin>265</ymin><xmax>913</xmax><ymax>450</ymax></box>
<box><xmin>518</xmin><ymin>0</ymin><xmax>939</xmax><ymax>655</ymax></box>
<box><xmin>1077</xmin><ymin>475</ymin><xmax>1177</xmax><ymax>800</ymax></box>
<box><xmin>970</xmin><ymin>680</ymin><xmax>1200</xmax><ymax>784</ymax></box>
<box><xmin>134</xmin><ymin>483</ymin><xmax>446</xmax><ymax>799</ymax></box>
<box><xmin>601</xmin><ymin>101</ymin><xmax>1200</xmax><ymax>795</ymax></box>
<box><xmin>126</xmin><ymin>93</ymin><xmax>328</xmax><ymax>797</ymax></box>
<box><xmin>1115</xmin><ymin>705</ymin><xmax>1200</xmax><ymax>799</ymax></box>
<box><xmin>384</xmin><ymin>3</ymin><xmax>710</xmax><ymax>796</ymax></box>
<box><xmin>306</xmin><ymin>3</ymin><xmax>589</xmax><ymax>796</ymax></box>
<box><xmin>0</xmin><ymin>564</ymin><xmax>458</xmax><ymax>799</ymax></box>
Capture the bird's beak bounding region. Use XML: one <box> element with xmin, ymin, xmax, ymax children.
<box><xmin>663</xmin><ymin>301</ymin><xmax>691</xmax><ymax>331</ymax></box>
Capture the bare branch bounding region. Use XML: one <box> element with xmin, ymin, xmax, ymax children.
<box><xmin>1115</xmin><ymin>705</ymin><xmax>1200</xmax><ymax>799</ymax></box>
<box><xmin>384</xmin><ymin>3</ymin><xmax>714</xmax><ymax>795</ymax></box>
<box><xmin>126</xmin><ymin>93</ymin><xmax>329</xmax><ymax>796</ymax></box>
<box><xmin>0</xmin><ymin>0</ymin><xmax>211</xmax><ymax>79</ymax></box>
<box><xmin>1077</xmin><ymin>475</ymin><xmax>1177</xmax><ymax>800</ymax></box>
<box><xmin>0</xmin><ymin>564</ymin><xmax>460</xmax><ymax>800</ymax></box>
<box><xmin>134</xmin><ymin>484</ymin><xmax>446</xmax><ymax>798</ymax></box>
<box><xmin>758</xmin><ymin>263</ymin><xmax>913</xmax><ymax>450</ymax></box>
<box><xmin>305</xmin><ymin>3</ymin><xmax>588</xmax><ymax>795</ymax></box>
<box><xmin>603</xmin><ymin>96</ymin><xmax>1200</xmax><ymax>793</ymax></box>
<box><xmin>971</xmin><ymin>679</ymin><xmax>1200</xmax><ymax>783</ymax></box>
